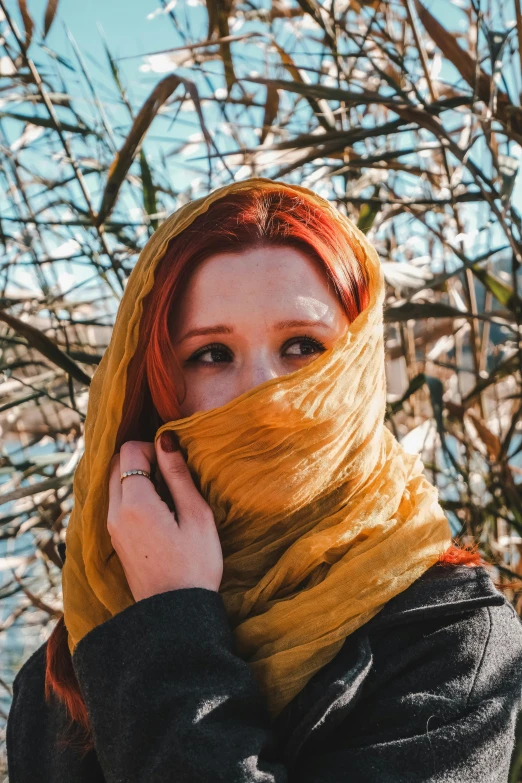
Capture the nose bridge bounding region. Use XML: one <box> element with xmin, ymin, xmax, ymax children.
<box><xmin>241</xmin><ymin>342</ymin><xmax>279</xmax><ymax>389</ymax></box>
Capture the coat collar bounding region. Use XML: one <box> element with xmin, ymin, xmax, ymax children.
<box><xmin>271</xmin><ymin>563</ymin><xmax>506</xmax><ymax>771</ymax></box>
<box><xmin>369</xmin><ymin>562</ymin><xmax>505</xmax><ymax>629</ymax></box>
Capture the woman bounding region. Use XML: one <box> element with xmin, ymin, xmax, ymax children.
<box><xmin>6</xmin><ymin>177</ymin><xmax>522</xmax><ymax>782</ymax></box>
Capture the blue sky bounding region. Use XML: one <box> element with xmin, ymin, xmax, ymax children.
<box><xmin>15</xmin><ymin>0</ymin><xmax>501</xmax><ymax>117</ymax></box>
<box><xmin>51</xmin><ymin>0</ymin><xmax>189</xmax><ymax>89</ymax></box>
<box><xmin>36</xmin><ymin>0</ymin><xmax>180</xmax><ymax>68</ymax></box>
<box><xmin>3</xmin><ymin>0</ymin><xmax>521</xmax><ymax>298</ymax></box>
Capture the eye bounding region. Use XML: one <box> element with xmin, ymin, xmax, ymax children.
<box><xmin>185</xmin><ymin>334</ymin><xmax>327</xmax><ymax>366</ymax></box>
<box><xmin>283</xmin><ymin>335</ymin><xmax>326</xmax><ymax>358</ymax></box>
<box><xmin>186</xmin><ymin>343</ymin><xmax>232</xmax><ymax>365</ymax></box>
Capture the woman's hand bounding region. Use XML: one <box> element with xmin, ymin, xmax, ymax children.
<box><xmin>107</xmin><ymin>433</ymin><xmax>223</xmax><ymax>602</ymax></box>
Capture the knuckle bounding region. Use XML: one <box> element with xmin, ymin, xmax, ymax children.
<box><xmin>184</xmin><ymin>503</ymin><xmax>201</xmax><ymax>520</ymax></box>
<box><xmin>165</xmin><ymin>457</ymin><xmax>189</xmax><ymax>478</ymax></box>
<box><xmin>119</xmin><ymin>499</ymin><xmax>141</xmax><ymax>518</ymax></box>
<box><xmin>200</xmin><ymin>506</ymin><xmax>215</xmax><ymax>525</ymax></box>
<box><xmin>120</xmin><ymin>440</ymin><xmax>148</xmax><ymax>458</ymax></box>
<box><xmin>120</xmin><ymin>440</ymin><xmax>137</xmax><ymax>456</ymax></box>
<box><xmin>191</xmin><ymin>503</ymin><xmax>214</xmax><ymax>525</ymax></box>
<box><xmin>121</xmin><ymin>499</ymin><xmax>158</xmax><ymax>521</ymax></box>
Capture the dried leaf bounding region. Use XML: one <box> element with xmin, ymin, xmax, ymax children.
<box><xmin>95</xmin><ymin>74</ymin><xmax>212</xmax><ymax>226</ymax></box>
<box><xmin>43</xmin><ymin>0</ymin><xmax>59</xmax><ymax>39</ymax></box>
<box><xmin>470</xmin><ymin>263</ymin><xmax>515</xmax><ymax>309</ymax></box>
<box><xmin>381</xmin><ymin>261</ymin><xmax>434</xmax><ymax>291</ymax></box>
<box><xmin>271</xmin><ymin>42</ymin><xmax>336</xmax><ymax>130</ymax></box>
<box><xmin>384</xmin><ymin>301</ymin><xmax>471</xmax><ymax>322</ymax></box>
<box><xmin>140</xmin><ymin>149</ymin><xmax>158</xmax><ymax>231</ymax></box>
<box><xmin>413</xmin><ymin>0</ymin><xmax>494</xmax><ymax>100</ymax></box>
<box><xmin>462</xmin><ymin>353</ymin><xmax>519</xmax><ymax>405</ymax></box>
<box><xmin>414</xmin><ymin>0</ymin><xmax>522</xmax><ymax>141</ymax></box>
<box><xmin>259</xmin><ymin>85</ymin><xmax>279</xmax><ymax>145</ymax></box>
<box><xmin>244</xmin><ymin>74</ymin><xmax>390</xmax><ymax>108</ymax></box>
<box><xmin>465</xmin><ymin>409</ymin><xmax>501</xmax><ymax>461</ymax></box>
<box><xmin>17</xmin><ymin>0</ymin><xmax>34</xmax><ymax>50</ymax></box>
<box><xmin>204</xmin><ymin>0</ymin><xmax>236</xmax><ymax>91</ymax></box>
<box><xmin>0</xmin><ymin>110</ymin><xmax>92</xmax><ymax>135</ymax></box>
<box><xmin>357</xmin><ymin>186</ymin><xmax>380</xmax><ymax>233</ymax></box>
<box><xmin>294</xmin><ymin>0</ymin><xmax>336</xmax><ymax>44</ymax></box>
<box><xmin>0</xmin><ymin>309</ymin><xmax>92</xmax><ymax>385</ymax></box>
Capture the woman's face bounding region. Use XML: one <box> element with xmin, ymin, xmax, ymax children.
<box><xmin>171</xmin><ymin>246</ymin><xmax>350</xmax><ymax>416</ymax></box>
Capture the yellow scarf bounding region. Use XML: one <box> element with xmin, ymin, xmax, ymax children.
<box><xmin>62</xmin><ymin>177</ymin><xmax>452</xmax><ymax>720</ymax></box>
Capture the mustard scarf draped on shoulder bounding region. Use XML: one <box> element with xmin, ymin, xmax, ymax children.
<box><xmin>62</xmin><ymin>177</ymin><xmax>452</xmax><ymax>719</ymax></box>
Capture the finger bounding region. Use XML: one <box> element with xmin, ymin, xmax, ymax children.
<box><xmin>155</xmin><ymin>433</ymin><xmax>210</xmax><ymax>526</ymax></box>
<box><xmin>107</xmin><ymin>452</ymin><xmax>122</xmax><ymax>529</ymax></box>
<box><xmin>119</xmin><ymin>441</ymin><xmax>157</xmax><ymax>507</ymax></box>
<box><xmin>153</xmin><ymin>463</ymin><xmax>177</xmax><ymax>514</ymax></box>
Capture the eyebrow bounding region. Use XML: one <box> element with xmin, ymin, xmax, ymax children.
<box><xmin>176</xmin><ymin>319</ymin><xmax>334</xmax><ymax>344</ymax></box>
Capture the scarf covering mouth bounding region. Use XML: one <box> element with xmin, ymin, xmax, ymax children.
<box><xmin>62</xmin><ymin>176</ymin><xmax>452</xmax><ymax>719</ymax></box>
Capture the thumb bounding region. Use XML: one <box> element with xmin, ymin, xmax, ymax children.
<box><xmin>158</xmin><ymin>430</ymin><xmax>180</xmax><ymax>454</ymax></box>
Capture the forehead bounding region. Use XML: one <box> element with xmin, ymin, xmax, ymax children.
<box><xmin>183</xmin><ymin>246</ymin><xmax>332</xmax><ymax>299</ymax></box>
<box><xmin>170</xmin><ymin>247</ymin><xmax>347</xmax><ymax>335</ymax></box>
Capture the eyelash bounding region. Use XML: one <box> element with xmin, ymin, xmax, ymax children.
<box><xmin>186</xmin><ymin>334</ymin><xmax>327</xmax><ymax>365</ymax></box>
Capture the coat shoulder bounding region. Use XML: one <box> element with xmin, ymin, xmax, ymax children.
<box><xmin>295</xmin><ymin>572</ymin><xmax>522</xmax><ymax>783</ymax></box>
<box><xmin>373</xmin><ymin>563</ymin><xmax>511</xmax><ymax>626</ymax></box>
<box><xmin>360</xmin><ymin>564</ymin><xmax>522</xmax><ymax>715</ymax></box>
<box><xmin>366</xmin><ymin>566</ymin><xmax>522</xmax><ymax>701</ymax></box>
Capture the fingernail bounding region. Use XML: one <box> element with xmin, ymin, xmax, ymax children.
<box><xmin>160</xmin><ymin>431</ymin><xmax>179</xmax><ymax>452</ymax></box>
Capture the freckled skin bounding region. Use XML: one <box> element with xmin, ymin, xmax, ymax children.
<box><xmin>171</xmin><ymin>246</ymin><xmax>350</xmax><ymax>416</ymax></box>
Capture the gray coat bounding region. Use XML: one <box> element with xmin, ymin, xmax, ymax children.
<box><xmin>6</xmin><ymin>559</ymin><xmax>522</xmax><ymax>782</ymax></box>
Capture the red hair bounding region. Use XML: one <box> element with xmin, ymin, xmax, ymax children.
<box><xmin>44</xmin><ymin>187</ymin><xmax>481</xmax><ymax>757</ymax></box>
